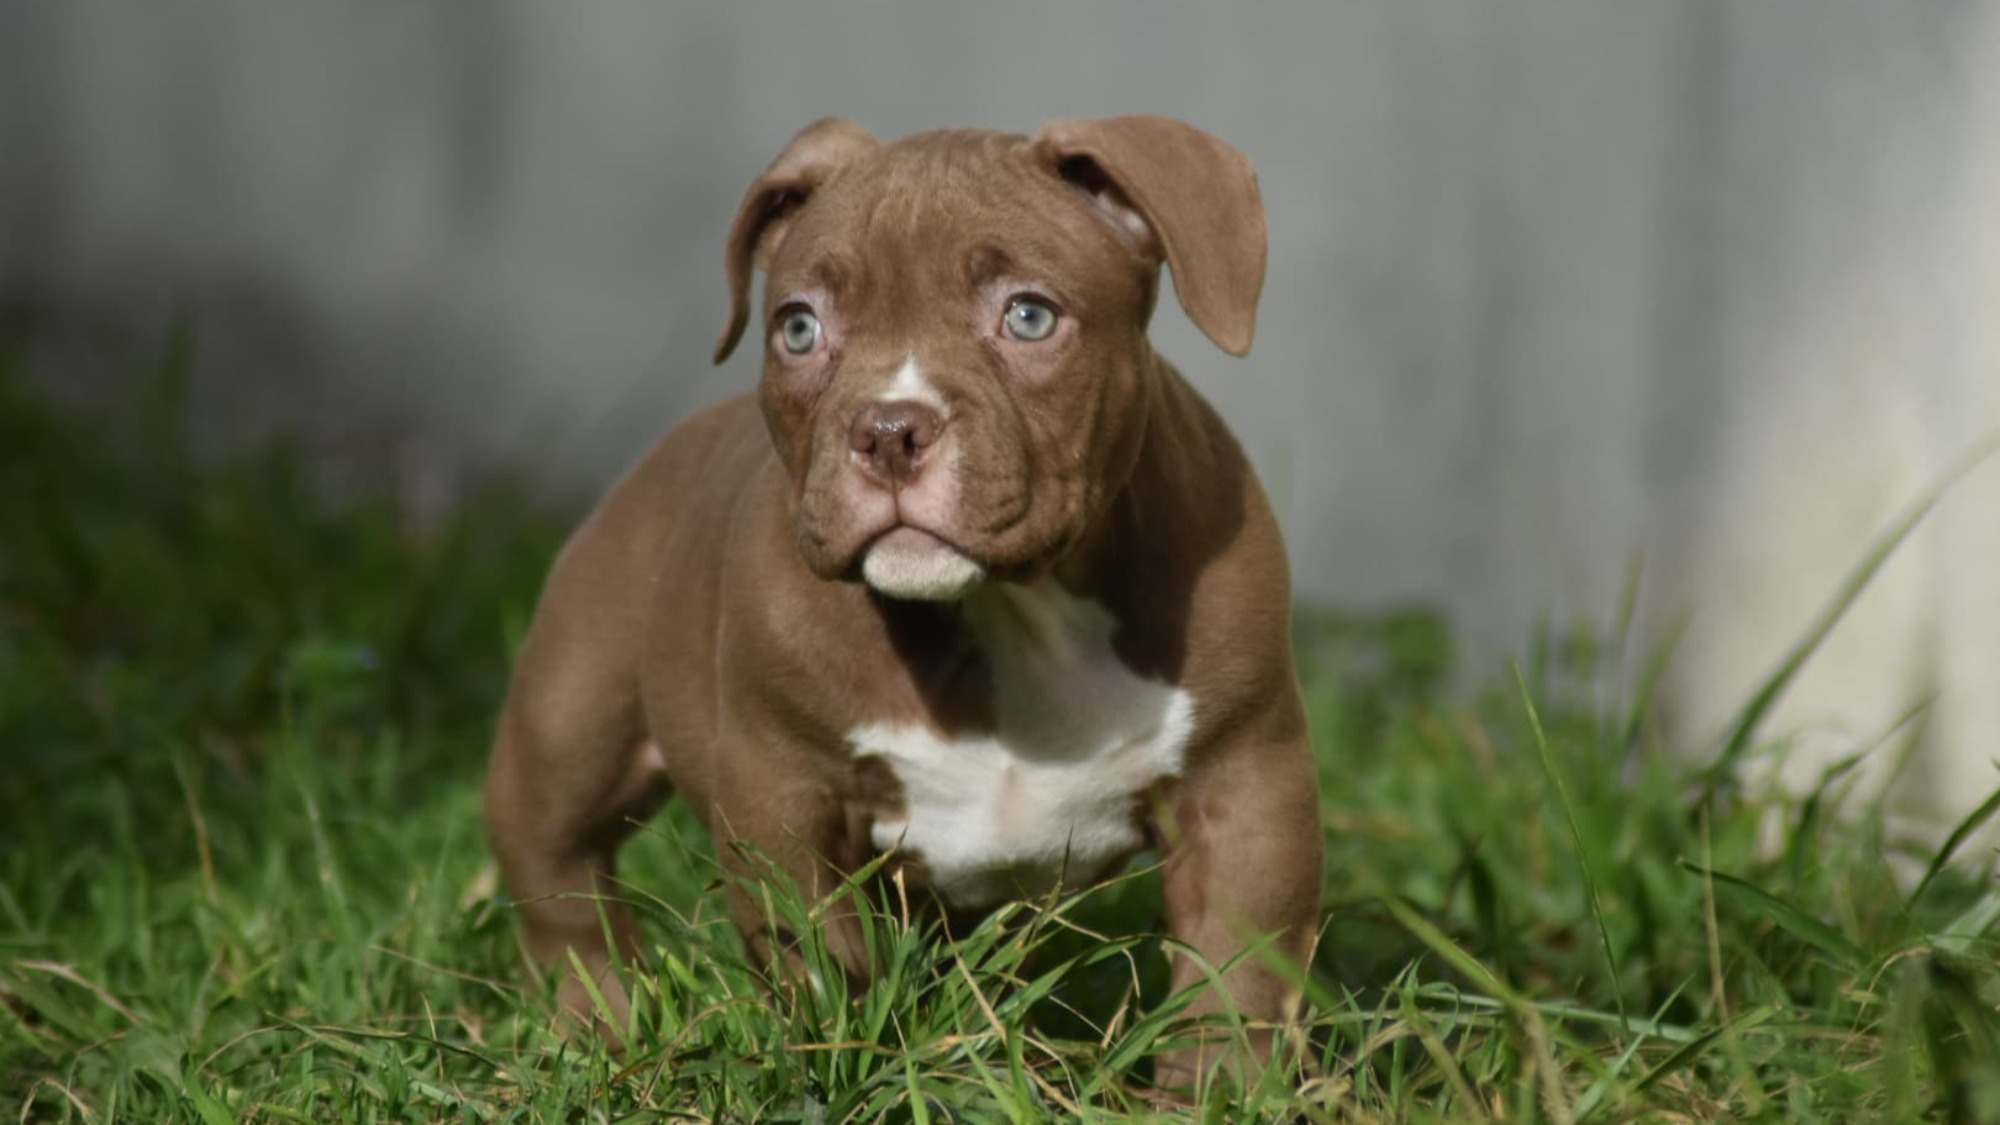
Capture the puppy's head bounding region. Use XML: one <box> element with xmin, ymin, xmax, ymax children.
<box><xmin>714</xmin><ymin>116</ymin><xmax>1266</xmax><ymax>602</ymax></box>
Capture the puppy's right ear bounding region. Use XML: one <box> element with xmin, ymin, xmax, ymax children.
<box><xmin>714</xmin><ymin>118</ymin><xmax>876</xmax><ymax>364</ymax></box>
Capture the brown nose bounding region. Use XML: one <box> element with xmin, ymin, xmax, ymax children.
<box><xmin>848</xmin><ymin>399</ymin><xmax>943</xmax><ymax>486</ymax></box>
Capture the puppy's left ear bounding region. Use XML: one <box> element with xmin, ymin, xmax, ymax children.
<box><xmin>714</xmin><ymin>118</ymin><xmax>877</xmax><ymax>364</ymax></box>
<box><xmin>1035</xmin><ymin>116</ymin><xmax>1267</xmax><ymax>357</ymax></box>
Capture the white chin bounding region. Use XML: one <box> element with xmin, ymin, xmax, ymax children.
<box><xmin>861</xmin><ymin>529</ymin><xmax>986</xmax><ymax>602</ymax></box>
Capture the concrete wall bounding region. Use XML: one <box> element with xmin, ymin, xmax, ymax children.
<box><xmin>4</xmin><ymin>1</ymin><xmax>1997</xmax><ymax>829</ymax></box>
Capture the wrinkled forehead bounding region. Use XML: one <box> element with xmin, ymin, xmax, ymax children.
<box><xmin>765</xmin><ymin>131</ymin><xmax>1146</xmax><ymax>305</ymax></box>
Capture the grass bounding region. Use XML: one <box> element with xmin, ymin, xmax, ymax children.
<box><xmin>2</xmin><ymin>342</ymin><xmax>1997</xmax><ymax>1122</ymax></box>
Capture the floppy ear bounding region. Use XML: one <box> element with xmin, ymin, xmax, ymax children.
<box><xmin>714</xmin><ymin>118</ymin><xmax>877</xmax><ymax>364</ymax></box>
<box><xmin>1035</xmin><ymin>116</ymin><xmax>1267</xmax><ymax>357</ymax></box>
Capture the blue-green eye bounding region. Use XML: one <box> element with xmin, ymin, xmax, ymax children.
<box><xmin>779</xmin><ymin>309</ymin><xmax>821</xmax><ymax>354</ymax></box>
<box><xmin>1002</xmin><ymin>298</ymin><xmax>1059</xmax><ymax>342</ymax></box>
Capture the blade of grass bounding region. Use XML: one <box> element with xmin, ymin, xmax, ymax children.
<box><xmin>1396</xmin><ymin>984</ymin><xmax>1490</xmax><ymax>1123</ymax></box>
<box><xmin>1620</xmin><ymin>613</ymin><xmax>1690</xmax><ymax>756</ymax></box>
<box><xmin>1376</xmin><ymin>894</ymin><xmax>1574</xmax><ymax>1124</ymax></box>
<box><xmin>1633</xmin><ymin>1001</ymin><xmax>1784</xmax><ymax>1093</ymax></box>
<box><xmin>1907</xmin><ymin>781</ymin><xmax>2000</xmax><ymax>908</ymax></box>
<box><xmin>1678</xmin><ymin>861</ymin><xmax>1863</xmax><ymax>971</ymax></box>
<box><xmin>1932</xmin><ymin>886</ymin><xmax>2000</xmax><ymax>958</ymax></box>
<box><xmin>1704</xmin><ymin>435</ymin><xmax>2000</xmax><ymax>789</ymax></box>
<box><xmin>1515</xmin><ymin>664</ymin><xmax>1628</xmax><ymax>1036</ymax></box>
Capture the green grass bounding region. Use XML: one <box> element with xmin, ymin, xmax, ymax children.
<box><xmin>3</xmin><ymin>345</ymin><xmax>1997</xmax><ymax>1122</ymax></box>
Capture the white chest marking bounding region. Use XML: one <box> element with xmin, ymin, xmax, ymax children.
<box><xmin>846</xmin><ymin>581</ymin><xmax>1195</xmax><ymax>910</ymax></box>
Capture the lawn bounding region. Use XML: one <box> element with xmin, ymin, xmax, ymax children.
<box><xmin>2</xmin><ymin>343</ymin><xmax>1997</xmax><ymax>1122</ymax></box>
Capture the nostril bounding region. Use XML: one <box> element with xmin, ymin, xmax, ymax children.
<box><xmin>849</xmin><ymin>419</ymin><xmax>878</xmax><ymax>456</ymax></box>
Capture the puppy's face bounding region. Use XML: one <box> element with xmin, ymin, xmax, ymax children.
<box><xmin>755</xmin><ymin>132</ymin><xmax>1160</xmax><ymax>601</ymax></box>
<box><xmin>713</xmin><ymin>117</ymin><xmax>1266</xmax><ymax>602</ymax></box>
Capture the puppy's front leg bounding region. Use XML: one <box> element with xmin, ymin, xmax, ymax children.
<box><xmin>1153</xmin><ymin>705</ymin><xmax>1323</xmax><ymax>1091</ymax></box>
<box><xmin>485</xmin><ymin>703</ymin><xmax>669</xmax><ymax>1037</ymax></box>
<box><xmin>708</xmin><ymin>742</ymin><xmax>877</xmax><ymax>994</ymax></box>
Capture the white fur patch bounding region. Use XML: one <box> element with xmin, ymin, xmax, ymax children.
<box><xmin>847</xmin><ymin>581</ymin><xmax>1195</xmax><ymax>909</ymax></box>
<box><xmin>882</xmin><ymin>354</ymin><xmax>945</xmax><ymax>410</ymax></box>
<box><xmin>861</xmin><ymin>531</ymin><xmax>985</xmax><ymax>601</ymax></box>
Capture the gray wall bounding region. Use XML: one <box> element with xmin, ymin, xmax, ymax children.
<box><xmin>5</xmin><ymin>2</ymin><xmax>1998</xmax><ymax>830</ymax></box>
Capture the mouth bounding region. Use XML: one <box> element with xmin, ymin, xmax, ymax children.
<box><xmin>859</xmin><ymin>526</ymin><xmax>987</xmax><ymax>602</ymax></box>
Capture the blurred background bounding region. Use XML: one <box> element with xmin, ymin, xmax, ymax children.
<box><xmin>3</xmin><ymin>1</ymin><xmax>1997</xmax><ymax>830</ymax></box>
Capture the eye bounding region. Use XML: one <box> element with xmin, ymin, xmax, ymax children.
<box><xmin>778</xmin><ymin>308</ymin><xmax>822</xmax><ymax>355</ymax></box>
<box><xmin>1001</xmin><ymin>297</ymin><xmax>1059</xmax><ymax>342</ymax></box>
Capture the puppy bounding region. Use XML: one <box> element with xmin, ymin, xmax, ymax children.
<box><xmin>485</xmin><ymin>115</ymin><xmax>1324</xmax><ymax>1085</ymax></box>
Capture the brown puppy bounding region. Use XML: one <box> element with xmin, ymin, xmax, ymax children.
<box><xmin>484</xmin><ymin>116</ymin><xmax>1323</xmax><ymax>1085</ymax></box>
